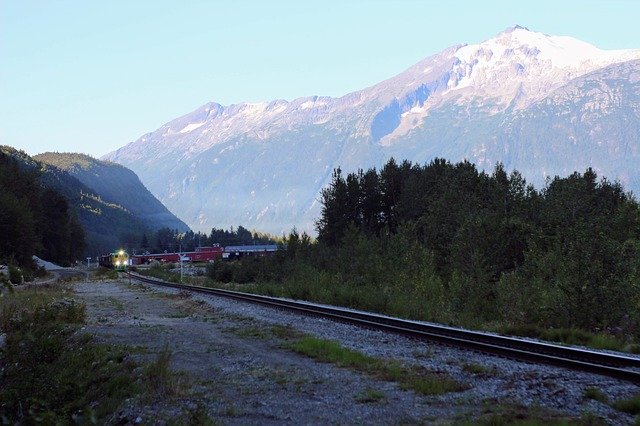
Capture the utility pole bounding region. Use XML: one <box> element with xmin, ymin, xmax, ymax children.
<box><xmin>179</xmin><ymin>243</ymin><xmax>183</xmax><ymax>283</ymax></box>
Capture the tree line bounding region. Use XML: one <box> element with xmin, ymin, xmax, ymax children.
<box><xmin>128</xmin><ymin>226</ymin><xmax>277</xmax><ymax>255</ymax></box>
<box><xmin>226</xmin><ymin>158</ymin><xmax>640</xmax><ymax>342</ymax></box>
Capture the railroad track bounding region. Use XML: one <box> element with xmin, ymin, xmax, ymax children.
<box><xmin>125</xmin><ymin>271</ymin><xmax>640</xmax><ymax>384</ymax></box>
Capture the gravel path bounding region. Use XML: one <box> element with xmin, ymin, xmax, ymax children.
<box><xmin>74</xmin><ymin>279</ymin><xmax>639</xmax><ymax>424</ymax></box>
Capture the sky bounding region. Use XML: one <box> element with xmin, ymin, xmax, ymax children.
<box><xmin>1</xmin><ymin>0</ymin><xmax>639</xmax><ymax>158</ymax></box>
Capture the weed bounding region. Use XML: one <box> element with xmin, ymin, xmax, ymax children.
<box><xmin>462</xmin><ymin>362</ymin><xmax>496</xmax><ymax>376</ymax></box>
<box><xmin>611</xmin><ymin>394</ymin><xmax>640</xmax><ymax>414</ymax></box>
<box><xmin>107</xmin><ymin>296</ymin><xmax>125</xmax><ymax>311</ymax></box>
<box><xmin>355</xmin><ymin>389</ymin><xmax>385</xmax><ymax>403</ymax></box>
<box><xmin>495</xmin><ymin>324</ymin><xmax>626</xmax><ymax>353</ymax></box>
<box><xmin>128</xmin><ymin>344</ymin><xmax>151</xmax><ymax>354</ymax></box>
<box><xmin>93</xmin><ymin>267</ymin><xmax>119</xmax><ymax>280</ymax></box>
<box><xmin>271</xmin><ymin>324</ymin><xmax>304</xmax><ymax>340</ymax></box>
<box><xmin>245</xmin><ymin>366</ymin><xmax>293</xmax><ymax>386</ymax></box>
<box><xmin>225</xmin><ymin>326</ymin><xmax>268</xmax><ymax>339</ymax></box>
<box><xmin>412</xmin><ymin>348</ymin><xmax>433</xmax><ymax>359</ymax></box>
<box><xmin>402</xmin><ymin>372</ymin><xmax>466</xmax><ymax>395</ymax></box>
<box><xmin>8</xmin><ymin>264</ymin><xmax>22</xmax><ymax>284</ymax></box>
<box><xmin>624</xmin><ymin>344</ymin><xmax>640</xmax><ymax>354</ymax></box>
<box><xmin>583</xmin><ymin>387</ymin><xmax>608</xmax><ymax>404</ymax></box>
<box><xmin>0</xmin><ymin>275</ymin><xmax>13</xmax><ymax>295</ymax></box>
<box><xmin>468</xmin><ymin>401</ymin><xmax>603</xmax><ymax>425</ymax></box>
<box><xmin>142</xmin><ymin>345</ymin><xmax>181</xmax><ymax>399</ymax></box>
<box><xmin>224</xmin><ymin>405</ymin><xmax>238</xmax><ymax>417</ymax></box>
<box><xmin>183</xmin><ymin>403</ymin><xmax>216</xmax><ymax>426</ymax></box>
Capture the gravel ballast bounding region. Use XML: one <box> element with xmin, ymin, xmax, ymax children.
<box><xmin>74</xmin><ymin>278</ymin><xmax>639</xmax><ymax>424</ymax></box>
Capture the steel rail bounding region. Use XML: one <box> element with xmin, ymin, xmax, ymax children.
<box><xmin>125</xmin><ymin>271</ymin><xmax>640</xmax><ymax>384</ymax></box>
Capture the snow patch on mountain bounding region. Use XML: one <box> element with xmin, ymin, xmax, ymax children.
<box><xmin>444</xmin><ymin>26</ymin><xmax>640</xmax><ymax>107</ymax></box>
<box><xmin>179</xmin><ymin>122</ymin><xmax>206</xmax><ymax>133</ymax></box>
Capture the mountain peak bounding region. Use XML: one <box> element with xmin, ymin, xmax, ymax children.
<box><xmin>445</xmin><ymin>25</ymin><xmax>640</xmax><ymax>103</ymax></box>
<box><xmin>103</xmin><ymin>28</ymin><xmax>640</xmax><ymax>234</ymax></box>
<box><xmin>502</xmin><ymin>24</ymin><xmax>531</xmax><ymax>34</ymax></box>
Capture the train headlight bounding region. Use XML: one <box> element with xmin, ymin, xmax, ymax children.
<box><xmin>115</xmin><ymin>261</ymin><xmax>121</xmax><ymax>266</ymax></box>
<box><xmin>119</xmin><ymin>250</ymin><xmax>124</xmax><ymax>256</ymax></box>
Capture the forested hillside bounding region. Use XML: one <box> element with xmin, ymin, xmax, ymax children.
<box><xmin>0</xmin><ymin>150</ymin><xmax>84</xmax><ymax>272</ymax></box>
<box><xmin>34</xmin><ymin>152</ymin><xmax>189</xmax><ymax>232</ymax></box>
<box><xmin>217</xmin><ymin>158</ymin><xmax>640</xmax><ymax>346</ymax></box>
<box><xmin>1</xmin><ymin>147</ymin><xmax>170</xmax><ymax>257</ymax></box>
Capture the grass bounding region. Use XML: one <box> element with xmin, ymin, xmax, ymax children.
<box><xmin>179</xmin><ymin>403</ymin><xmax>217</xmax><ymax>426</ymax></box>
<box><xmin>494</xmin><ymin>324</ymin><xmax>627</xmax><ymax>352</ymax></box>
<box><xmin>583</xmin><ymin>387</ymin><xmax>608</xmax><ymax>404</ymax></box>
<box><xmin>289</xmin><ymin>336</ymin><xmax>466</xmax><ymax>395</ymax></box>
<box><xmin>355</xmin><ymin>389</ymin><xmax>385</xmax><ymax>403</ymax></box>
<box><xmin>93</xmin><ymin>267</ymin><xmax>119</xmax><ymax>280</ymax></box>
<box><xmin>611</xmin><ymin>394</ymin><xmax>640</xmax><ymax>415</ymax></box>
<box><xmin>225</xmin><ymin>325</ymin><xmax>268</xmax><ymax>339</ymax></box>
<box><xmin>203</xmin><ymin>273</ymin><xmax>637</xmax><ymax>355</ymax></box>
<box><xmin>412</xmin><ymin>348</ymin><xmax>433</xmax><ymax>359</ymax></box>
<box><xmin>142</xmin><ymin>345</ymin><xmax>186</xmax><ymax>400</ymax></box>
<box><xmin>460</xmin><ymin>402</ymin><xmax>607</xmax><ymax>425</ymax></box>
<box><xmin>462</xmin><ymin>362</ymin><xmax>496</xmax><ymax>376</ymax></box>
<box><xmin>271</xmin><ymin>324</ymin><xmax>305</xmax><ymax>341</ymax></box>
<box><xmin>139</xmin><ymin>264</ymin><xmax>183</xmax><ymax>284</ymax></box>
<box><xmin>107</xmin><ymin>296</ymin><xmax>125</xmax><ymax>311</ymax></box>
<box><xmin>246</xmin><ymin>366</ymin><xmax>296</xmax><ymax>386</ymax></box>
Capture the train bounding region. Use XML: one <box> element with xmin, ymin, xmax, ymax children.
<box><xmin>130</xmin><ymin>246</ymin><xmax>223</xmax><ymax>265</ymax></box>
<box><xmin>98</xmin><ymin>249</ymin><xmax>130</xmax><ymax>271</ymax></box>
<box><xmin>98</xmin><ymin>244</ymin><xmax>279</xmax><ymax>269</ymax></box>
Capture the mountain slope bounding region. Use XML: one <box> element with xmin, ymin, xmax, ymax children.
<box><xmin>34</xmin><ymin>153</ymin><xmax>189</xmax><ymax>232</ymax></box>
<box><xmin>104</xmin><ymin>27</ymin><xmax>640</xmax><ymax>234</ymax></box>
<box><xmin>387</xmin><ymin>59</ymin><xmax>640</xmax><ymax>186</ymax></box>
<box><xmin>1</xmin><ymin>146</ymin><xmax>162</xmax><ymax>255</ymax></box>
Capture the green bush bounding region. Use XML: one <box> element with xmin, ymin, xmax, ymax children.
<box><xmin>207</xmin><ymin>261</ymin><xmax>233</xmax><ymax>283</ymax></box>
<box><xmin>8</xmin><ymin>264</ymin><xmax>22</xmax><ymax>284</ymax></box>
<box><xmin>1</xmin><ymin>275</ymin><xmax>13</xmax><ymax>294</ymax></box>
<box><xmin>93</xmin><ymin>267</ymin><xmax>118</xmax><ymax>280</ymax></box>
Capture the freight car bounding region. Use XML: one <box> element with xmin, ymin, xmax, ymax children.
<box><xmin>130</xmin><ymin>245</ymin><xmax>224</xmax><ymax>265</ymax></box>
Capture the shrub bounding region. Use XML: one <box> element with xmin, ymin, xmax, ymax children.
<box><xmin>8</xmin><ymin>264</ymin><xmax>22</xmax><ymax>284</ymax></box>
<box><xmin>0</xmin><ymin>288</ymin><xmax>136</xmax><ymax>423</ymax></box>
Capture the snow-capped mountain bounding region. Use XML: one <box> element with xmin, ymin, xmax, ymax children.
<box><xmin>104</xmin><ymin>26</ymin><xmax>640</xmax><ymax>234</ymax></box>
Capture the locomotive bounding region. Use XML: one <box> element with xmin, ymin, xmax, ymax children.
<box><xmin>98</xmin><ymin>249</ymin><xmax>129</xmax><ymax>271</ymax></box>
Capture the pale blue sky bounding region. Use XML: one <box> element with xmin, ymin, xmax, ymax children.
<box><xmin>1</xmin><ymin>0</ymin><xmax>639</xmax><ymax>158</ymax></box>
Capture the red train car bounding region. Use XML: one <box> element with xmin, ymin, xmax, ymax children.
<box><xmin>131</xmin><ymin>246</ymin><xmax>223</xmax><ymax>265</ymax></box>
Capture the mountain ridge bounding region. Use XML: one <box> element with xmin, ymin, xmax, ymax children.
<box><xmin>104</xmin><ymin>27</ymin><xmax>640</xmax><ymax>234</ymax></box>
